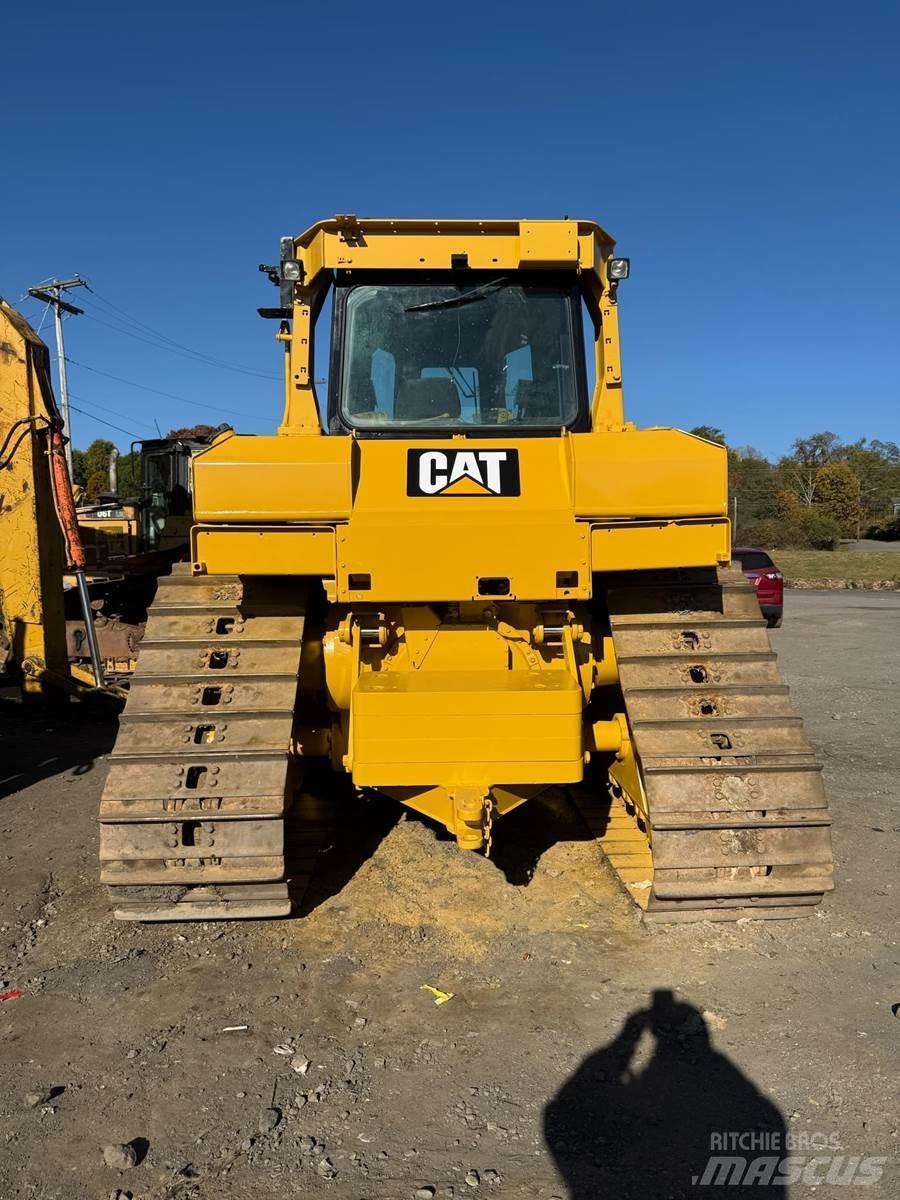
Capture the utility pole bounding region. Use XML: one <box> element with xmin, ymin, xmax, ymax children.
<box><xmin>856</xmin><ymin>475</ymin><xmax>862</xmax><ymax>543</ymax></box>
<box><xmin>27</xmin><ymin>277</ymin><xmax>87</xmax><ymax>474</ymax></box>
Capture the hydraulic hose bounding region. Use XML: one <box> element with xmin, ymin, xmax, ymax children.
<box><xmin>48</xmin><ymin>427</ymin><xmax>105</xmax><ymax>687</ymax></box>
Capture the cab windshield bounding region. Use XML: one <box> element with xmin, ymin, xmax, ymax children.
<box><xmin>339</xmin><ymin>280</ymin><xmax>582</xmax><ymax>430</ymax></box>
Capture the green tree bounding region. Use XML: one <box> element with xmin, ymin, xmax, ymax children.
<box><xmin>747</xmin><ymin>489</ymin><xmax>804</xmax><ymax>549</ymax></box>
<box><xmin>83</xmin><ymin>469</ymin><xmax>109</xmax><ymax>502</ymax></box>
<box><xmin>791</xmin><ymin>431</ymin><xmax>843</xmax><ymax>467</ymax></box>
<box><xmin>799</xmin><ymin>511</ymin><xmax>842</xmax><ymax>550</ymax></box>
<box><xmin>70</xmin><ymin>447</ymin><xmax>87</xmax><ymax>487</ymax></box>
<box><xmin>745</xmin><ymin>485</ymin><xmax>847</xmax><ymax>551</ymax></box>
<box><xmin>728</xmin><ymin>446</ymin><xmax>776</xmax><ymax>540</ymax></box>
<box><xmin>84</xmin><ymin>438</ymin><xmax>115</xmax><ymax>476</ymax></box>
<box><xmin>842</xmin><ymin>439</ymin><xmax>900</xmax><ymax>526</ymax></box>
<box><xmin>689</xmin><ymin>425</ymin><xmax>727</xmax><ymax>445</ymax></box>
<box><xmin>116</xmin><ymin>450</ymin><xmax>141</xmax><ymax>495</ymax></box>
<box><xmin>867</xmin><ymin>439</ymin><xmax>900</xmax><ymax>461</ymax></box>
<box><xmin>727</xmin><ymin>430</ymin><xmax>899</xmax><ymax>549</ymax></box>
<box><xmin>81</xmin><ymin>438</ymin><xmax>116</xmax><ymax>502</ymax></box>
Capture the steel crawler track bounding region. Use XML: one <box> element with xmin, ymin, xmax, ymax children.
<box><xmin>99</xmin><ymin>569</ymin><xmax>326</xmax><ymax>920</ymax></box>
<box><xmin>577</xmin><ymin>565</ymin><xmax>834</xmax><ymax>922</ymax></box>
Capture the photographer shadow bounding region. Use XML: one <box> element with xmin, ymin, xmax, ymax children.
<box><xmin>544</xmin><ymin>989</ymin><xmax>787</xmax><ymax>1199</ymax></box>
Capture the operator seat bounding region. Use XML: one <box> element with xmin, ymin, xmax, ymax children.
<box><xmin>515</xmin><ymin>380</ymin><xmax>560</xmax><ymax>422</ymax></box>
<box><xmin>394</xmin><ymin>378</ymin><xmax>461</xmax><ymax>421</ymax></box>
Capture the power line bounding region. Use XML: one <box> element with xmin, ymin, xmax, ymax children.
<box><xmin>66</xmin><ymin>358</ymin><xmax>264</xmax><ymax>422</ymax></box>
<box><xmin>85</xmin><ymin>286</ymin><xmax>280</xmax><ymax>379</ymax></box>
<box><xmin>68</xmin><ymin>402</ymin><xmax>144</xmax><ymax>440</ymax></box>
<box><xmin>78</xmin><ymin>307</ymin><xmax>275</xmax><ymax>378</ymax></box>
<box><xmin>78</xmin><ymin>293</ymin><xmax>280</xmax><ymax>381</ymax></box>
<box><xmin>85</xmin><ymin>287</ymin><xmax>279</xmax><ymax>376</ymax></box>
<box><xmin>34</xmin><ymin>301</ymin><xmax>52</xmax><ymax>337</ymax></box>
<box><xmin>67</xmin><ymin>390</ymin><xmax>157</xmax><ymax>432</ymax></box>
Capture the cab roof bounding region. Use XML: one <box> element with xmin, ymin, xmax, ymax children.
<box><xmin>291</xmin><ymin>216</ymin><xmax>616</xmax><ymax>285</ymax></box>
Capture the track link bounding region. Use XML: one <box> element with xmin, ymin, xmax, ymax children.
<box><xmin>582</xmin><ymin>566</ymin><xmax>834</xmax><ymax>921</ymax></box>
<box><xmin>99</xmin><ymin>568</ymin><xmax>319</xmax><ymax>920</ymax></box>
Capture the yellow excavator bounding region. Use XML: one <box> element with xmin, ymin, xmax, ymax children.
<box><xmin>0</xmin><ymin>298</ymin><xmax>106</xmax><ymax>697</ymax></box>
<box><xmin>0</xmin><ymin>299</ymin><xmax>191</xmax><ymax>692</ymax></box>
<box><xmin>99</xmin><ymin>217</ymin><xmax>834</xmax><ymax>922</ymax></box>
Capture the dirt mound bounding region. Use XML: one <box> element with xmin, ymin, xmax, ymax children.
<box><xmin>304</xmin><ymin>790</ymin><xmax>629</xmax><ymax>961</ymax></box>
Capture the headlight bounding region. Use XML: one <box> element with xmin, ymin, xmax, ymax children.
<box><xmin>608</xmin><ymin>257</ymin><xmax>630</xmax><ymax>280</ymax></box>
<box><xmin>281</xmin><ymin>260</ymin><xmax>303</xmax><ymax>282</ymax></box>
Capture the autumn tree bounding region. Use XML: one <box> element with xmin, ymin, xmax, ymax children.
<box><xmin>814</xmin><ymin>462</ymin><xmax>860</xmax><ymax>535</ymax></box>
<box><xmin>778</xmin><ymin>430</ymin><xmax>843</xmax><ymax>505</ymax></box>
<box><xmin>774</xmin><ymin>488</ymin><xmax>804</xmax><ymax>523</ymax></box>
<box><xmin>165</xmin><ymin>423</ymin><xmax>224</xmax><ymax>440</ymax></box>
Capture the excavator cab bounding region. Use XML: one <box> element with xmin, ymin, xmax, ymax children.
<box><xmin>77</xmin><ymin>436</ymin><xmax>213</xmax><ymax>564</ymax></box>
<box><xmin>139</xmin><ymin>436</ymin><xmax>204</xmax><ymax>552</ymax></box>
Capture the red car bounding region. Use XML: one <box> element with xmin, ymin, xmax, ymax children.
<box><xmin>733</xmin><ymin>547</ymin><xmax>784</xmax><ymax>627</ymax></box>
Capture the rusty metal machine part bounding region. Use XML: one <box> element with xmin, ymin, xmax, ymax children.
<box><xmin>66</xmin><ymin>613</ymin><xmax>144</xmax><ymax>665</ymax></box>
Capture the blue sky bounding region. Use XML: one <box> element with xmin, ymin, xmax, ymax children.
<box><xmin>3</xmin><ymin>0</ymin><xmax>897</xmax><ymax>459</ymax></box>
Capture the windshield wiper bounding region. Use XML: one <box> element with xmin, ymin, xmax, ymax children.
<box><xmin>404</xmin><ymin>277</ymin><xmax>509</xmax><ymax>313</ymax></box>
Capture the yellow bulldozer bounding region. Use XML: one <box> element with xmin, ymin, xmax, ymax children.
<box><xmin>99</xmin><ymin>217</ymin><xmax>834</xmax><ymax>923</ymax></box>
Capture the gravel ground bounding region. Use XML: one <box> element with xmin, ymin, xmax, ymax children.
<box><xmin>0</xmin><ymin>591</ymin><xmax>897</xmax><ymax>1199</ymax></box>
